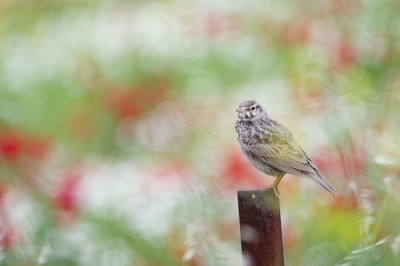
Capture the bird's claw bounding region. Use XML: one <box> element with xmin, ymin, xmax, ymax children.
<box><xmin>265</xmin><ymin>184</ymin><xmax>280</xmax><ymax>198</ymax></box>
<box><xmin>273</xmin><ymin>186</ymin><xmax>280</xmax><ymax>198</ymax></box>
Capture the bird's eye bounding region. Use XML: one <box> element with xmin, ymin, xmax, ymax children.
<box><xmin>251</xmin><ymin>106</ymin><xmax>255</xmax><ymax>111</ymax></box>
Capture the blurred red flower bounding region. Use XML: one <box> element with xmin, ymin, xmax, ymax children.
<box><xmin>54</xmin><ymin>171</ymin><xmax>81</xmax><ymax>212</ymax></box>
<box><xmin>105</xmin><ymin>86</ymin><xmax>143</xmax><ymax>120</ymax></box>
<box><xmin>331</xmin><ymin>42</ymin><xmax>357</xmax><ymax>69</ymax></box>
<box><xmin>0</xmin><ymin>225</ymin><xmax>19</xmax><ymax>249</ymax></box>
<box><xmin>0</xmin><ymin>128</ymin><xmax>52</xmax><ymax>162</ymax></box>
<box><xmin>0</xmin><ymin>129</ymin><xmax>24</xmax><ymax>161</ymax></box>
<box><xmin>329</xmin><ymin>193</ymin><xmax>359</xmax><ymax>210</ymax></box>
<box><xmin>221</xmin><ymin>148</ymin><xmax>265</xmax><ymax>188</ymax></box>
<box><xmin>104</xmin><ymin>75</ymin><xmax>169</xmax><ymax>122</ymax></box>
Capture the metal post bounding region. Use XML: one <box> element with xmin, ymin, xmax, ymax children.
<box><xmin>238</xmin><ymin>188</ymin><xmax>284</xmax><ymax>266</ymax></box>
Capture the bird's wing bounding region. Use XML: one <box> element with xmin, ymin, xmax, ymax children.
<box><xmin>242</xmin><ymin>121</ymin><xmax>315</xmax><ymax>175</ymax></box>
<box><xmin>241</xmin><ymin>119</ymin><xmax>338</xmax><ymax>195</ymax></box>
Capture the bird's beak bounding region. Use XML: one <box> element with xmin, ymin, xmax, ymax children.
<box><xmin>236</xmin><ymin>108</ymin><xmax>245</xmax><ymax>113</ymax></box>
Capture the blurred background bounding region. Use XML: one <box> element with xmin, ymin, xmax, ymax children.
<box><xmin>0</xmin><ymin>0</ymin><xmax>400</xmax><ymax>265</ymax></box>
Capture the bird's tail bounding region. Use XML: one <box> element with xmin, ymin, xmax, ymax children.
<box><xmin>306</xmin><ymin>171</ymin><xmax>339</xmax><ymax>196</ymax></box>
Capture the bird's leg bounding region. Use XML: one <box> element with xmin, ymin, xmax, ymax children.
<box><xmin>266</xmin><ymin>174</ymin><xmax>285</xmax><ymax>197</ymax></box>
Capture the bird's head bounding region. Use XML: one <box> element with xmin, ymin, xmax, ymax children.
<box><xmin>236</xmin><ymin>100</ymin><xmax>267</xmax><ymax>121</ymax></box>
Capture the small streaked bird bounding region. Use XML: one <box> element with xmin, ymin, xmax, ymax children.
<box><xmin>235</xmin><ymin>100</ymin><xmax>338</xmax><ymax>196</ymax></box>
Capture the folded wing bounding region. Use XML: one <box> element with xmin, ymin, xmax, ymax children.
<box><xmin>241</xmin><ymin>121</ymin><xmax>338</xmax><ymax>195</ymax></box>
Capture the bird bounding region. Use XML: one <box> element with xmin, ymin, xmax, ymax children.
<box><xmin>235</xmin><ymin>100</ymin><xmax>338</xmax><ymax>196</ymax></box>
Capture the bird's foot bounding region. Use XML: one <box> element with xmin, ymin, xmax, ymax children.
<box><xmin>265</xmin><ymin>184</ymin><xmax>280</xmax><ymax>198</ymax></box>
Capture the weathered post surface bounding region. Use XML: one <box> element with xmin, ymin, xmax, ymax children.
<box><xmin>238</xmin><ymin>188</ymin><xmax>284</xmax><ymax>266</ymax></box>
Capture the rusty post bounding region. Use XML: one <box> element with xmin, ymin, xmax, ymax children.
<box><xmin>238</xmin><ymin>188</ymin><xmax>284</xmax><ymax>266</ymax></box>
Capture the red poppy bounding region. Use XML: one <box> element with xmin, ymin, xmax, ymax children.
<box><xmin>0</xmin><ymin>225</ymin><xmax>18</xmax><ymax>249</ymax></box>
<box><xmin>221</xmin><ymin>148</ymin><xmax>266</xmax><ymax>188</ymax></box>
<box><xmin>0</xmin><ymin>129</ymin><xmax>24</xmax><ymax>161</ymax></box>
<box><xmin>0</xmin><ymin>128</ymin><xmax>52</xmax><ymax>163</ymax></box>
<box><xmin>54</xmin><ymin>171</ymin><xmax>81</xmax><ymax>212</ymax></box>
<box><xmin>331</xmin><ymin>42</ymin><xmax>357</xmax><ymax>69</ymax></box>
<box><xmin>104</xmin><ymin>76</ymin><xmax>168</xmax><ymax>122</ymax></box>
<box><xmin>104</xmin><ymin>86</ymin><xmax>143</xmax><ymax>120</ymax></box>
